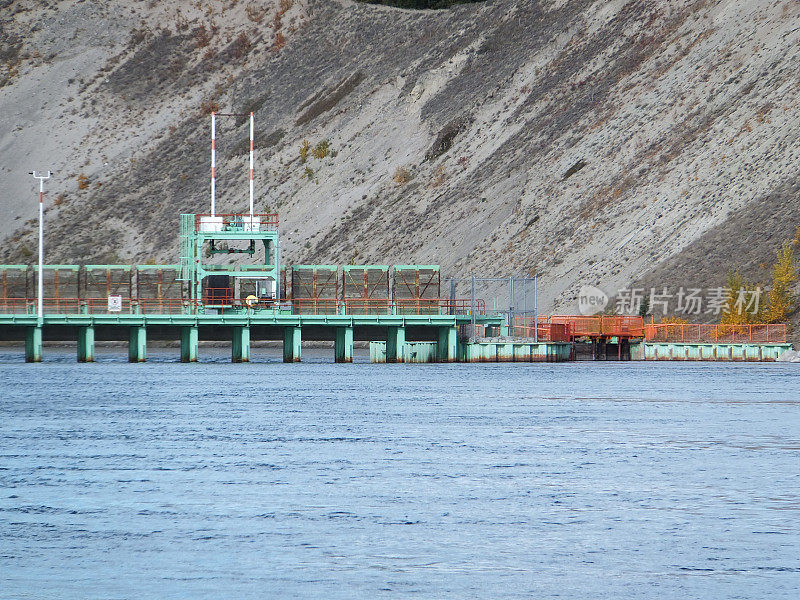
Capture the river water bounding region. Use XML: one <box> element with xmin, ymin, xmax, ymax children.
<box><xmin>1</xmin><ymin>348</ymin><xmax>799</xmax><ymax>598</ymax></box>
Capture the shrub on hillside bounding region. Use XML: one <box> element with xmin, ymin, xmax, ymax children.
<box><xmin>393</xmin><ymin>167</ymin><xmax>411</xmax><ymax>185</ymax></box>
<box><xmin>312</xmin><ymin>140</ymin><xmax>330</xmax><ymax>159</ymax></box>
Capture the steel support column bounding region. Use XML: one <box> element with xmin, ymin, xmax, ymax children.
<box><xmin>128</xmin><ymin>326</ymin><xmax>146</xmax><ymax>363</ymax></box>
<box><xmin>335</xmin><ymin>326</ymin><xmax>353</xmax><ymax>363</ymax></box>
<box><xmin>181</xmin><ymin>326</ymin><xmax>199</xmax><ymax>363</ymax></box>
<box><xmin>77</xmin><ymin>326</ymin><xmax>95</xmax><ymax>362</ymax></box>
<box><xmin>387</xmin><ymin>325</ymin><xmax>405</xmax><ymax>363</ymax></box>
<box><xmin>437</xmin><ymin>326</ymin><xmax>457</xmax><ymax>362</ymax></box>
<box><xmin>232</xmin><ymin>326</ymin><xmax>250</xmax><ymax>363</ymax></box>
<box><xmin>283</xmin><ymin>326</ymin><xmax>301</xmax><ymax>363</ymax></box>
<box><xmin>25</xmin><ymin>326</ymin><xmax>42</xmax><ymax>363</ymax></box>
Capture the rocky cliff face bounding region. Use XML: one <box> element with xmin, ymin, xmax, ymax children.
<box><xmin>1</xmin><ymin>0</ymin><xmax>799</xmax><ymax>320</ymax></box>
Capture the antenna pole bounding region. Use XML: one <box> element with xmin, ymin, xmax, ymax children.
<box><xmin>211</xmin><ymin>112</ymin><xmax>216</xmax><ymax>217</ymax></box>
<box><xmin>30</xmin><ymin>170</ymin><xmax>51</xmax><ymax>327</ymax></box>
<box><xmin>249</xmin><ymin>112</ymin><xmax>254</xmax><ymax>218</ymax></box>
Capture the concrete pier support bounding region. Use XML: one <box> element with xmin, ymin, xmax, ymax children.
<box><xmin>25</xmin><ymin>326</ymin><xmax>42</xmax><ymax>363</ymax></box>
<box><xmin>77</xmin><ymin>326</ymin><xmax>95</xmax><ymax>362</ymax></box>
<box><xmin>283</xmin><ymin>326</ymin><xmax>301</xmax><ymax>363</ymax></box>
<box><xmin>128</xmin><ymin>326</ymin><xmax>147</xmax><ymax>363</ymax></box>
<box><xmin>181</xmin><ymin>326</ymin><xmax>198</xmax><ymax>363</ymax></box>
<box><xmin>232</xmin><ymin>326</ymin><xmax>250</xmax><ymax>363</ymax></box>
<box><xmin>335</xmin><ymin>326</ymin><xmax>354</xmax><ymax>363</ymax></box>
<box><xmin>387</xmin><ymin>326</ymin><xmax>405</xmax><ymax>363</ymax></box>
<box><xmin>437</xmin><ymin>326</ymin><xmax>457</xmax><ymax>362</ymax></box>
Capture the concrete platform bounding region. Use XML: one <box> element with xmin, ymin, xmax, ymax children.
<box><xmin>370</xmin><ymin>340</ymin><xmax>572</xmax><ymax>363</ymax></box>
<box><xmin>630</xmin><ymin>342</ymin><xmax>792</xmax><ymax>362</ymax></box>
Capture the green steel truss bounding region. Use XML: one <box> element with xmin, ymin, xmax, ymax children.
<box><xmin>178</xmin><ymin>214</ymin><xmax>280</xmax><ymax>302</ymax></box>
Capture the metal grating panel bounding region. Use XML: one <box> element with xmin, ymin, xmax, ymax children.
<box><xmin>393</xmin><ymin>266</ymin><xmax>440</xmax><ymax>300</ymax></box>
<box><xmin>291</xmin><ymin>266</ymin><xmax>338</xmax><ymax>299</ymax></box>
<box><xmin>0</xmin><ymin>266</ymin><xmax>30</xmax><ymax>299</ymax></box>
<box><xmin>84</xmin><ymin>266</ymin><xmax>132</xmax><ymax>299</ymax></box>
<box><xmin>136</xmin><ymin>265</ymin><xmax>184</xmax><ymax>300</ymax></box>
<box><xmin>343</xmin><ymin>266</ymin><xmax>389</xmax><ymax>299</ymax></box>
<box><xmin>33</xmin><ymin>266</ymin><xmax>81</xmax><ymax>299</ymax></box>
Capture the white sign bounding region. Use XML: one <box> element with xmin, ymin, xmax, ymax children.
<box><xmin>108</xmin><ymin>295</ymin><xmax>122</xmax><ymax>312</ymax></box>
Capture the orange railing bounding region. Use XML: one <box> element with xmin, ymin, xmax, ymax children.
<box><xmin>548</xmin><ymin>315</ymin><xmax>603</xmax><ymax>336</ymax></box>
<box><xmin>510</xmin><ymin>318</ymin><xmax>573</xmax><ymax>342</ymax></box>
<box><xmin>194</xmin><ymin>213</ymin><xmax>279</xmax><ymax>231</ymax></box>
<box><xmin>0</xmin><ymin>297</ymin><xmax>193</xmax><ymax>315</ymax></box>
<box><xmin>292</xmin><ymin>298</ymin><xmax>340</xmax><ymax>315</ymax></box>
<box><xmin>135</xmin><ymin>299</ymin><xmax>193</xmax><ymax>315</ymax></box>
<box><xmin>203</xmin><ymin>288</ymin><xmax>234</xmax><ymax>305</ymax></box>
<box><xmin>1</xmin><ymin>296</ymin><xmax>788</xmax><ymax>342</ymax></box>
<box><xmin>0</xmin><ymin>298</ymin><xmax>35</xmax><ymax>314</ymax></box>
<box><xmin>344</xmin><ymin>298</ymin><xmax>394</xmax><ymax>315</ymax></box>
<box><xmin>0</xmin><ymin>296</ymin><xmax>486</xmax><ymax>317</ymax></box>
<box><xmin>397</xmin><ymin>298</ymin><xmax>484</xmax><ymax>315</ymax></box>
<box><xmin>644</xmin><ymin>323</ymin><xmax>787</xmax><ymax>344</ymax></box>
<box><xmin>517</xmin><ymin>315</ymin><xmax>645</xmax><ymax>338</ymax></box>
<box><xmin>291</xmin><ymin>298</ymin><xmax>485</xmax><ymax>316</ymax></box>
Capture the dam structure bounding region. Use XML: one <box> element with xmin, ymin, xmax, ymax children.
<box><xmin>0</xmin><ymin>212</ymin><xmax>505</xmax><ymax>363</ymax></box>
<box><xmin>2</xmin><ymin>115</ymin><xmax>791</xmax><ymax>363</ymax></box>
<box><xmin>0</xmin><ymin>218</ymin><xmax>791</xmax><ymax>365</ymax></box>
<box><xmin>0</xmin><ymin>113</ymin><xmax>507</xmax><ymax>363</ymax></box>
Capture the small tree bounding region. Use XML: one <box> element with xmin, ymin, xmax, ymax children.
<box><xmin>299</xmin><ymin>139</ymin><xmax>310</xmax><ymax>163</ymax></box>
<box><xmin>312</xmin><ymin>139</ymin><xmax>330</xmax><ymax>159</ymax></box>
<box><xmin>638</xmin><ymin>294</ymin><xmax>649</xmax><ymax>318</ymax></box>
<box><xmin>720</xmin><ymin>270</ymin><xmax>760</xmax><ymax>327</ymax></box>
<box><xmin>764</xmin><ymin>241</ymin><xmax>797</xmax><ymax>323</ymax></box>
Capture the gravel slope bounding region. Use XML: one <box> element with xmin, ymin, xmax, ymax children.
<box><xmin>1</xmin><ymin>0</ymin><xmax>798</xmax><ymax>322</ymax></box>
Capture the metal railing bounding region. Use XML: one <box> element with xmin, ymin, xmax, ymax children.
<box><xmin>0</xmin><ymin>297</ymin><xmax>193</xmax><ymax>315</ymax></box>
<box><xmin>202</xmin><ymin>288</ymin><xmax>234</xmax><ymax>306</ymax></box>
<box><xmin>510</xmin><ymin>318</ymin><xmax>572</xmax><ymax>342</ymax></box>
<box><xmin>194</xmin><ymin>213</ymin><xmax>279</xmax><ymax>232</ymax></box>
<box><xmin>545</xmin><ymin>315</ymin><xmax>645</xmax><ymax>338</ymax></box>
<box><xmin>644</xmin><ymin>323</ymin><xmax>787</xmax><ymax>344</ymax></box>
<box><xmin>0</xmin><ymin>297</ymin><xmax>485</xmax><ymax>317</ymax></box>
<box><xmin>291</xmin><ymin>298</ymin><xmax>485</xmax><ymax>316</ymax></box>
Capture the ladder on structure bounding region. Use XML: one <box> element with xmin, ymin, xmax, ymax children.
<box><xmin>178</xmin><ymin>214</ymin><xmax>194</xmax><ymax>282</ymax></box>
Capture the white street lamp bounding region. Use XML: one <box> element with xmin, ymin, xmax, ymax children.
<box><xmin>29</xmin><ymin>171</ymin><xmax>51</xmax><ymax>326</ymax></box>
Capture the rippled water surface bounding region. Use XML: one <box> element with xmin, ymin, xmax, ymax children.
<box><xmin>1</xmin><ymin>348</ymin><xmax>799</xmax><ymax>599</ymax></box>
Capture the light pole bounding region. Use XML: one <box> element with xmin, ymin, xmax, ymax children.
<box><xmin>29</xmin><ymin>171</ymin><xmax>51</xmax><ymax>326</ymax></box>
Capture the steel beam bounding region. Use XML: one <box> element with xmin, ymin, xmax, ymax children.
<box><xmin>77</xmin><ymin>326</ymin><xmax>95</xmax><ymax>362</ymax></box>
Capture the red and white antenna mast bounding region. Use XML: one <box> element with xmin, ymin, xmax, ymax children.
<box><xmin>209</xmin><ymin>111</ymin><xmax>256</xmax><ymax>217</ymax></box>
<box><xmin>249</xmin><ymin>111</ymin><xmax>254</xmax><ymax>218</ymax></box>
<box><xmin>210</xmin><ymin>111</ymin><xmax>216</xmax><ymax>217</ymax></box>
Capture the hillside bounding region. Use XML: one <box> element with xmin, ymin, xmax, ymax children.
<box><xmin>1</xmin><ymin>0</ymin><xmax>799</xmax><ymax>327</ymax></box>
